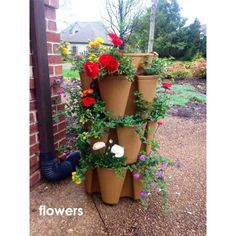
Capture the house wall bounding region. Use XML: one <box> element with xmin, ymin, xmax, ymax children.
<box><xmin>30</xmin><ymin>0</ymin><xmax>66</xmax><ymax>187</ymax></box>
<box><xmin>69</xmin><ymin>43</ymin><xmax>88</xmax><ymax>54</ymax></box>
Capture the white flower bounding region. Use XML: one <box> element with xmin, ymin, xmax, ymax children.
<box><xmin>111</xmin><ymin>144</ymin><xmax>124</xmax><ymax>158</ymax></box>
<box><xmin>92</xmin><ymin>142</ymin><xmax>106</xmax><ymax>151</ymax></box>
<box><xmin>109</xmin><ymin>139</ymin><xmax>113</xmax><ymax>144</ymax></box>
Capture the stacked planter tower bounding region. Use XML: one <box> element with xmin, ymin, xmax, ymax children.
<box><xmin>80</xmin><ymin>54</ymin><xmax>159</xmax><ymax>204</ymax></box>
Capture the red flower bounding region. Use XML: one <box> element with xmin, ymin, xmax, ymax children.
<box><xmin>161</xmin><ymin>82</ymin><xmax>172</xmax><ymax>90</ymax></box>
<box><xmin>107</xmin><ymin>56</ymin><xmax>119</xmax><ymax>71</ymax></box>
<box><xmin>150</xmin><ymin>51</ymin><xmax>159</xmax><ymax>56</ymax></box>
<box><xmin>82</xmin><ymin>97</ymin><xmax>96</xmax><ymax>107</ymax></box>
<box><xmin>84</xmin><ymin>62</ymin><xmax>100</xmax><ymax>78</ymax></box>
<box><xmin>108</xmin><ymin>33</ymin><xmax>123</xmax><ymax>46</ymax></box>
<box><xmin>157</xmin><ymin>120</ymin><xmax>164</xmax><ymax>126</ymax></box>
<box><xmin>98</xmin><ymin>54</ymin><xmax>119</xmax><ymax>72</ymax></box>
<box><xmin>98</xmin><ymin>54</ymin><xmax>112</xmax><ymax>68</ymax></box>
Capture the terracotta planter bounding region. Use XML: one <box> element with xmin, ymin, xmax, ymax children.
<box><xmin>90</xmin><ymin>131</ymin><xmax>109</xmax><ymax>154</ymax></box>
<box><xmin>79</xmin><ymin>72</ymin><xmax>93</xmax><ymax>90</ymax></box>
<box><xmin>117</xmin><ymin>124</ymin><xmax>146</xmax><ymax>164</ymax></box>
<box><xmin>125</xmin><ymin>53</ymin><xmax>154</xmax><ymax>74</ymax></box>
<box><xmin>124</xmin><ymin>79</ymin><xmax>137</xmax><ymax>116</ymax></box>
<box><xmin>97</xmin><ymin>168</ymin><xmax>127</xmax><ymax>204</ymax></box>
<box><xmin>136</xmin><ymin>75</ymin><xmax>159</xmax><ymax>102</ymax></box>
<box><xmin>85</xmin><ymin>169</ymin><xmax>100</xmax><ymax>193</ymax></box>
<box><xmin>98</xmin><ymin>76</ymin><xmax>132</xmax><ymax>117</ymax></box>
<box><xmin>146</xmin><ymin>120</ymin><xmax>158</xmax><ymax>155</ymax></box>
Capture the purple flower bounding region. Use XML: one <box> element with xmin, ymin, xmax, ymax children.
<box><xmin>155</xmin><ymin>171</ymin><xmax>163</xmax><ymax>178</ymax></box>
<box><xmin>133</xmin><ymin>173</ymin><xmax>140</xmax><ymax>180</ymax></box>
<box><xmin>54</xmin><ymin>77</ymin><xmax>62</xmax><ymax>84</ymax></box>
<box><xmin>139</xmin><ymin>155</ymin><xmax>145</xmax><ymax>162</ymax></box>
<box><xmin>140</xmin><ymin>191</ymin><xmax>145</xmax><ymax>198</ymax></box>
<box><xmin>74</xmin><ymin>54</ymin><xmax>81</xmax><ymax>60</ymax></box>
<box><xmin>160</xmin><ymin>163</ymin><xmax>167</xmax><ymax>170</ymax></box>
<box><xmin>57</xmin><ymin>88</ymin><xmax>64</xmax><ymax>96</ymax></box>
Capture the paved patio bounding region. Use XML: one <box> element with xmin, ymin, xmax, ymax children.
<box><xmin>30</xmin><ymin>115</ymin><xmax>206</xmax><ymax>236</ymax></box>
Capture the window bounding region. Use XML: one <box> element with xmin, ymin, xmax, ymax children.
<box><xmin>72</xmin><ymin>46</ymin><xmax>77</xmax><ymax>54</ymax></box>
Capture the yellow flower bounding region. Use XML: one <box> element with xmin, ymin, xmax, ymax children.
<box><xmin>65</xmin><ymin>42</ymin><xmax>70</xmax><ymax>46</ymax></box>
<box><xmin>75</xmin><ymin>178</ymin><xmax>81</xmax><ymax>185</ymax></box>
<box><xmin>72</xmin><ymin>172</ymin><xmax>76</xmax><ymax>176</ymax></box>
<box><xmin>63</xmin><ymin>48</ymin><xmax>69</xmax><ymax>55</ymax></box>
<box><xmin>88</xmin><ymin>41</ymin><xmax>97</xmax><ymax>48</ymax></box>
<box><xmin>88</xmin><ymin>54</ymin><xmax>98</xmax><ymax>62</ymax></box>
<box><xmin>95</xmin><ymin>37</ymin><xmax>104</xmax><ymax>44</ymax></box>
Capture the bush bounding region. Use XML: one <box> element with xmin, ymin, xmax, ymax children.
<box><xmin>165</xmin><ymin>61</ymin><xmax>191</xmax><ymax>80</ymax></box>
<box><xmin>190</xmin><ymin>58</ymin><xmax>206</xmax><ymax>79</ymax></box>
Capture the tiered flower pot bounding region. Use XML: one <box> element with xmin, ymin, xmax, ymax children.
<box><xmin>97</xmin><ymin>168</ymin><xmax>127</xmax><ymax>204</ymax></box>
<box><xmin>125</xmin><ymin>53</ymin><xmax>154</xmax><ymax>74</ymax></box>
<box><xmin>79</xmin><ymin>72</ymin><xmax>93</xmax><ymax>90</ymax></box>
<box><xmin>98</xmin><ymin>76</ymin><xmax>132</xmax><ymax>118</ymax></box>
<box><xmin>146</xmin><ymin>120</ymin><xmax>158</xmax><ymax>155</ymax></box>
<box><xmin>85</xmin><ymin>169</ymin><xmax>143</xmax><ymax>204</ymax></box>
<box><xmin>116</xmin><ymin>124</ymin><xmax>146</xmax><ymax>164</ymax></box>
<box><xmin>136</xmin><ymin>75</ymin><xmax>159</xmax><ymax>102</ymax></box>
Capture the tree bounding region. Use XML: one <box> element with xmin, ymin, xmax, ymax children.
<box><xmin>147</xmin><ymin>0</ymin><xmax>158</xmax><ymax>52</ymax></box>
<box><xmin>104</xmin><ymin>0</ymin><xmax>144</xmax><ymax>48</ymax></box>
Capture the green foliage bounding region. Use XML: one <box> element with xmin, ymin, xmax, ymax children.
<box><xmin>169</xmin><ymin>84</ymin><xmax>206</xmax><ymax>106</ymax></box>
<box><xmin>128</xmin><ymin>0</ymin><xmax>206</xmax><ymax>60</ymax></box>
<box><xmin>63</xmin><ymin>68</ymin><xmax>80</xmax><ymax>79</ymax></box>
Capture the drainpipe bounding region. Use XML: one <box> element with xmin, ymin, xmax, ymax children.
<box><xmin>30</xmin><ymin>0</ymin><xmax>80</xmax><ymax>181</ymax></box>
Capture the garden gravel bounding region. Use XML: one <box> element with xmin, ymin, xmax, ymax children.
<box><xmin>30</xmin><ymin>115</ymin><xmax>206</xmax><ymax>236</ymax></box>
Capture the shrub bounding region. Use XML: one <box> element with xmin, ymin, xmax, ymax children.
<box><xmin>165</xmin><ymin>61</ymin><xmax>191</xmax><ymax>80</ymax></box>
<box><xmin>190</xmin><ymin>58</ymin><xmax>206</xmax><ymax>79</ymax></box>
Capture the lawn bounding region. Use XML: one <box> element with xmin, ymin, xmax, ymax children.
<box><xmin>63</xmin><ymin>68</ymin><xmax>80</xmax><ymax>79</ymax></box>
<box><xmin>169</xmin><ymin>84</ymin><xmax>206</xmax><ymax>107</ymax></box>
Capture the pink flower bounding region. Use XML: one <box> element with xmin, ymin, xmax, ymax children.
<box><xmin>133</xmin><ymin>173</ymin><xmax>140</xmax><ymax>179</ymax></box>
<box><xmin>161</xmin><ymin>82</ymin><xmax>172</xmax><ymax>90</ymax></box>
<box><xmin>157</xmin><ymin>120</ymin><xmax>164</xmax><ymax>126</ymax></box>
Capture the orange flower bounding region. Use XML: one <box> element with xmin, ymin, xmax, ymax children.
<box><xmin>80</xmin><ymin>89</ymin><xmax>94</xmax><ymax>98</ymax></box>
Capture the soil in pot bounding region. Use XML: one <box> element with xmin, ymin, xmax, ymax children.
<box><xmin>98</xmin><ymin>76</ymin><xmax>132</xmax><ymax>118</ymax></box>
<box><xmin>136</xmin><ymin>75</ymin><xmax>159</xmax><ymax>102</ymax></box>
<box><xmin>97</xmin><ymin>168</ymin><xmax>127</xmax><ymax>204</ymax></box>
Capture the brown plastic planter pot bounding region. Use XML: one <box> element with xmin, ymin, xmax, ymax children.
<box><xmin>85</xmin><ymin>169</ymin><xmax>100</xmax><ymax>193</ymax></box>
<box><xmin>124</xmin><ymin>79</ymin><xmax>137</xmax><ymax>116</ymax></box>
<box><xmin>79</xmin><ymin>72</ymin><xmax>93</xmax><ymax>90</ymax></box>
<box><xmin>117</xmin><ymin>124</ymin><xmax>146</xmax><ymax>164</ymax></box>
<box><xmin>146</xmin><ymin>120</ymin><xmax>158</xmax><ymax>155</ymax></box>
<box><xmin>98</xmin><ymin>76</ymin><xmax>132</xmax><ymax>118</ymax></box>
<box><xmin>125</xmin><ymin>53</ymin><xmax>154</xmax><ymax>74</ymax></box>
<box><xmin>97</xmin><ymin>168</ymin><xmax>127</xmax><ymax>204</ymax></box>
<box><xmin>136</xmin><ymin>75</ymin><xmax>159</xmax><ymax>102</ymax></box>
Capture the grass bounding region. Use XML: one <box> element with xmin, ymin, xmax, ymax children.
<box><xmin>63</xmin><ymin>68</ymin><xmax>80</xmax><ymax>79</ymax></box>
<box><xmin>169</xmin><ymin>84</ymin><xmax>206</xmax><ymax>107</ymax></box>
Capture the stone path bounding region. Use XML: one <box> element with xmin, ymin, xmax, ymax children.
<box><xmin>30</xmin><ymin>115</ymin><xmax>206</xmax><ymax>236</ymax></box>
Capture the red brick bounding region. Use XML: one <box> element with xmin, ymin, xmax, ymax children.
<box><xmin>30</xmin><ymin>134</ymin><xmax>37</xmax><ymax>145</ymax></box>
<box><xmin>50</xmin><ymin>0</ymin><xmax>59</xmax><ymax>8</ymax></box>
<box><xmin>54</xmin><ymin>130</ymin><xmax>66</xmax><ymax>142</ymax></box>
<box><xmin>30</xmin><ymin>143</ymin><xmax>39</xmax><ymax>156</ymax></box>
<box><xmin>44</xmin><ymin>6</ymin><xmax>56</xmax><ymax>20</ymax></box>
<box><xmin>54</xmin><ymin>65</ymin><xmax>62</xmax><ymax>75</ymax></box>
<box><xmin>30</xmin><ymin>123</ymin><xmax>38</xmax><ymax>134</ymax></box>
<box><xmin>30</xmin><ymin>112</ymin><xmax>35</xmax><ymax>124</ymax></box>
<box><xmin>48</xmin><ymin>20</ymin><xmax>57</xmax><ymax>31</ymax></box>
<box><xmin>47</xmin><ymin>42</ymin><xmax>52</xmax><ymax>53</ymax></box>
<box><xmin>30</xmin><ymin>89</ymin><xmax>36</xmax><ymax>100</ymax></box>
<box><xmin>53</xmin><ymin>44</ymin><xmax>60</xmax><ymax>54</ymax></box>
<box><xmin>49</xmin><ymin>65</ymin><xmax>54</xmax><ymax>75</ymax></box>
<box><xmin>30</xmin><ymin>170</ymin><xmax>41</xmax><ymax>187</ymax></box>
<box><xmin>46</xmin><ymin>32</ymin><xmax>60</xmax><ymax>43</ymax></box>
<box><xmin>30</xmin><ymin>79</ymin><xmax>35</xmax><ymax>89</ymax></box>
<box><xmin>53</xmin><ymin>124</ymin><xmax>58</xmax><ymax>133</ymax></box>
<box><xmin>30</xmin><ymin>101</ymin><xmax>37</xmax><ymax>111</ymax></box>
<box><xmin>48</xmin><ymin>55</ymin><xmax>62</xmax><ymax>64</ymax></box>
<box><xmin>58</xmin><ymin>121</ymin><xmax>66</xmax><ymax>130</ymax></box>
<box><xmin>30</xmin><ymin>155</ymin><xmax>39</xmax><ymax>168</ymax></box>
<box><xmin>58</xmin><ymin>138</ymin><xmax>66</xmax><ymax>147</ymax></box>
<box><xmin>57</xmin><ymin>103</ymin><xmax>65</xmax><ymax>111</ymax></box>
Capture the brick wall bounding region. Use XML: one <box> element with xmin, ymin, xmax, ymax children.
<box><xmin>30</xmin><ymin>0</ymin><xmax>66</xmax><ymax>187</ymax></box>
